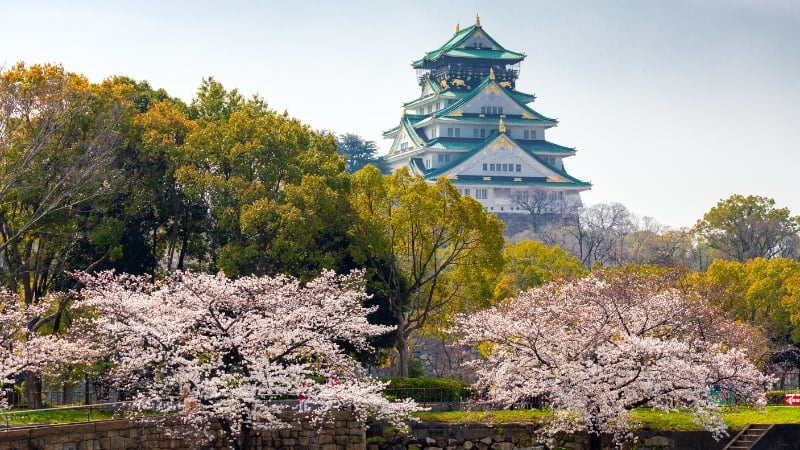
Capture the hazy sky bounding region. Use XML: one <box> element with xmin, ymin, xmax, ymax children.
<box><xmin>4</xmin><ymin>0</ymin><xmax>799</xmax><ymax>229</ymax></box>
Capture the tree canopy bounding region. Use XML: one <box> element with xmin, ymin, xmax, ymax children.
<box><xmin>455</xmin><ymin>268</ymin><xmax>771</xmax><ymax>449</ymax></box>
<box><xmin>73</xmin><ymin>269</ymin><xmax>417</xmax><ymax>450</ymax></box>
<box><xmin>695</xmin><ymin>194</ymin><xmax>800</xmax><ymax>262</ymax></box>
<box><xmin>349</xmin><ymin>166</ymin><xmax>505</xmax><ymax>376</ymax></box>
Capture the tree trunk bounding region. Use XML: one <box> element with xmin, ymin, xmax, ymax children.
<box><xmin>25</xmin><ymin>371</ymin><xmax>43</xmax><ymax>409</ymax></box>
<box><xmin>395</xmin><ymin>313</ymin><xmax>409</xmax><ymax>377</ymax></box>
<box><xmin>588</xmin><ymin>431</ymin><xmax>601</xmax><ymax>450</ymax></box>
<box><xmin>240</xmin><ymin>421</ymin><xmax>251</xmax><ymax>450</ymax></box>
<box><xmin>85</xmin><ymin>373</ymin><xmax>92</xmax><ymax>405</ymax></box>
<box><xmin>396</xmin><ymin>336</ymin><xmax>409</xmax><ymax>377</ymax></box>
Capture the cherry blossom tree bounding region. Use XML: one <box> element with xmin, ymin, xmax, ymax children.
<box><xmin>1</xmin><ymin>290</ymin><xmax>92</xmax><ymax>409</ymax></box>
<box><xmin>454</xmin><ymin>269</ymin><xmax>773</xmax><ymax>450</ymax></box>
<box><xmin>73</xmin><ymin>269</ymin><xmax>417</xmax><ymax>450</ymax></box>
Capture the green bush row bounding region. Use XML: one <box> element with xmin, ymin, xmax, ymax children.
<box><xmin>381</xmin><ymin>377</ymin><xmax>472</xmax><ymax>402</ymax></box>
<box><xmin>765</xmin><ymin>390</ymin><xmax>800</xmax><ymax>405</ymax></box>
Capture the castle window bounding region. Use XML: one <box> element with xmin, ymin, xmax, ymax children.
<box><xmin>489</xmin><ymin>163</ymin><xmax>495</xmax><ymax>171</ymax></box>
<box><xmin>480</xmin><ymin>129</ymin><xmax>486</xmax><ymax>138</ymax></box>
<box><xmin>447</xmin><ymin>128</ymin><xmax>454</xmax><ymax>137</ymax></box>
<box><xmin>482</xmin><ymin>163</ymin><xmax>487</xmax><ymax>171</ymax></box>
<box><xmin>464</xmin><ymin>188</ymin><xmax>470</xmax><ymax>196</ymax></box>
<box><xmin>516</xmin><ymin>164</ymin><xmax>522</xmax><ymax>172</ymax></box>
<box><xmin>531</xmin><ymin>130</ymin><xmax>537</xmax><ymax>139</ymax></box>
<box><xmin>481</xmin><ymin>106</ymin><xmax>486</xmax><ymax>114</ymax></box>
<box><xmin>400</xmin><ymin>142</ymin><xmax>407</xmax><ymax>150</ymax></box>
<box><xmin>455</xmin><ymin>128</ymin><xmax>461</xmax><ymax>137</ymax></box>
<box><xmin>524</xmin><ymin>130</ymin><xmax>529</xmax><ymax>140</ymax></box>
<box><xmin>475</xmin><ymin>189</ymin><xmax>488</xmax><ymax>199</ymax></box>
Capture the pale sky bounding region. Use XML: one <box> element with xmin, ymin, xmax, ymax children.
<box><xmin>4</xmin><ymin>0</ymin><xmax>799</xmax><ymax>229</ymax></box>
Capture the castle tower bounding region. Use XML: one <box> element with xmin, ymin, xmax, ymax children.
<box><xmin>384</xmin><ymin>16</ymin><xmax>590</xmax><ymax>216</ymax></box>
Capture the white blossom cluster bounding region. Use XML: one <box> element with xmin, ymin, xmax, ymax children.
<box><xmin>0</xmin><ymin>291</ymin><xmax>95</xmax><ymax>409</ymax></box>
<box><xmin>73</xmin><ymin>269</ymin><xmax>417</xmax><ymax>447</ymax></box>
<box><xmin>454</xmin><ymin>271</ymin><xmax>774</xmax><ymax>447</ymax></box>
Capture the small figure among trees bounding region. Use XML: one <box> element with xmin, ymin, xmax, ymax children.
<box><xmin>454</xmin><ymin>268</ymin><xmax>772</xmax><ymax>450</ymax></box>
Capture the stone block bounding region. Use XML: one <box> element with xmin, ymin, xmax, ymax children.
<box><xmin>644</xmin><ymin>436</ymin><xmax>673</xmax><ymax>447</ymax></box>
<box><xmin>463</xmin><ymin>440</ymin><xmax>474</xmax><ymax>449</ymax></box>
<box><xmin>110</xmin><ymin>436</ymin><xmax>124</xmax><ymax>449</ymax></box>
<box><xmin>316</xmin><ymin>434</ymin><xmax>334</xmax><ymax>445</ymax></box>
<box><xmin>490</xmin><ymin>442</ymin><xmax>512</xmax><ymax>450</ymax></box>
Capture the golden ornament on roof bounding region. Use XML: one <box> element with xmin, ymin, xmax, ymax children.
<box><xmin>476</xmin><ymin>14</ymin><xmax>481</xmax><ymax>27</ymax></box>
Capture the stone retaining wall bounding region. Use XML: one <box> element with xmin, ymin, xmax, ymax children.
<box><xmin>370</xmin><ymin>422</ymin><xmax>734</xmax><ymax>450</ymax></box>
<box><xmin>0</xmin><ymin>412</ymin><xmax>364</xmax><ymax>450</ymax></box>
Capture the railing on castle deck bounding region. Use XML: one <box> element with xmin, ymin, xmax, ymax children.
<box><xmin>0</xmin><ymin>401</ymin><xmax>134</xmax><ymax>429</ymax></box>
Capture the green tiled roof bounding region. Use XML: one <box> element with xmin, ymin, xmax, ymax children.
<box><xmin>443</xmin><ymin>176</ymin><xmax>591</xmax><ymax>189</ymax></box>
<box><xmin>433</xmin><ymin>77</ymin><xmax>557</xmax><ymax>123</ymax></box>
<box><xmin>420</xmin><ymin>133</ymin><xmax>589</xmax><ymax>187</ymax></box>
<box><xmin>403</xmin><ymin>90</ymin><xmax>463</xmax><ymax>108</ymax></box>
<box><xmin>517</xmin><ymin>140</ymin><xmax>576</xmax><ymax>154</ymax></box>
<box><xmin>412</xmin><ymin>24</ymin><xmax>525</xmax><ymax>68</ymax></box>
<box><xmin>382</xmin><ymin>114</ymin><xmax>426</xmax><ymax>137</ymax></box>
<box><xmin>510</xmin><ymin>90</ymin><xmax>536</xmax><ymax>104</ymax></box>
<box><xmin>401</xmin><ymin>116</ymin><xmax>426</xmax><ymax>147</ymax></box>
<box><xmin>425</xmin><ymin>137</ymin><xmax>576</xmax><ymax>155</ymax></box>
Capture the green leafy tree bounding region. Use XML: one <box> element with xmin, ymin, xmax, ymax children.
<box><xmin>687</xmin><ymin>257</ymin><xmax>800</xmax><ymax>387</ymax></box>
<box><xmin>694</xmin><ymin>194</ymin><xmax>800</xmax><ymax>262</ymax></box>
<box><xmin>349</xmin><ymin>166</ymin><xmax>505</xmax><ymax>376</ymax></box>
<box><xmin>494</xmin><ymin>240</ymin><xmax>586</xmax><ymax>301</ymax></box>
<box><xmin>336</xmin><ymin>133</ymin><xmax>389</xmax><ymax>174</ymax></box>
<box><xmin>177</xmin><ymin>78</ymin><xmax>351</xmax><ymax>278</ymax></box>
<box><xmin>0</xmin><ymin>63</ymin><xmax>130</xmax><ymax>407</ymax></box>
<box><xmin>129</xmin><ymin>94</ymin><xmax>207</xmax><ymax>273</ymax></box>
<box><xmin>690</xmin><ymin>257</ymin><xmax>800</xmax><ymax>348</ymax></box>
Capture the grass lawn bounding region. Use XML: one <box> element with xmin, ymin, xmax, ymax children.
<box><xmin>415</xmin><ymin>407</ymin><xmax>800</xmax><ymax>431</ymax></box>
<box><xmin>4</xmin><ymin>405</ymin><xmax>800</xmax><ymax>429</ymax></box>
<box><xmin>0</xmin><ymin>407</ymin><xmax>118</xmax><ymax>426</ymax></box>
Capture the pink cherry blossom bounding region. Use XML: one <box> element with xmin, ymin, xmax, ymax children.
<box><xmin>454</xmin><ymin>270</ymin><xmax>773</xmax><ymax>449</ymax></box>
<box><xmin>72</xmin><ymin>269</ymin><xmax>417</xmax><ymax>450</ymax></box>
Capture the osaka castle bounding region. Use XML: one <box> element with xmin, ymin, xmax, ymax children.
<box><xmin>384</xmin><ymin>16</ymin><xmax>591</xmax><ymax>215</ymax></box>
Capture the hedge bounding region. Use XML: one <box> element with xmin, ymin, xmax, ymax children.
<box><xmin>766</xmin><ymin>390</ymin><xmax>800</xmax><ymax>405</ymax></box>
<box><xmin>381</xmin><ymin>377</ymin><xmax>472</xmax><ymax>402</ymax></box>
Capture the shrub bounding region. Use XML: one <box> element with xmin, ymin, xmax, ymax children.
<box><xmin>765</xmin><ymin>390</ymin><xmax>800</xmax><ymax>405</ymax></box>
<box><xmin>381</xmin><ymin>377</ymin><xmax>471</xmax><ymax>402</ymax></box>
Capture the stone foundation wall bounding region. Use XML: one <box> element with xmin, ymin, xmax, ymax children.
<box><xmin>0</xmin><ymin>412</ymin><xmax>364</xmax><ymax>450</ymax></box>
<box><xmin>370</xmin><ymin>422</ymin><xmax>735</xmax><ymax>450</ymax></box>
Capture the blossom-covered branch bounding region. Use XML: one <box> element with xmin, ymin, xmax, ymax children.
<box><xmin>454</xmin><ymin>269</ymin><xmax>773</xmax><ymax>449</ymax></box>
<box><xmin>73</xmin><ymin>269</ymin><xmax>417</xmax><ymax>450</ymax></box>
